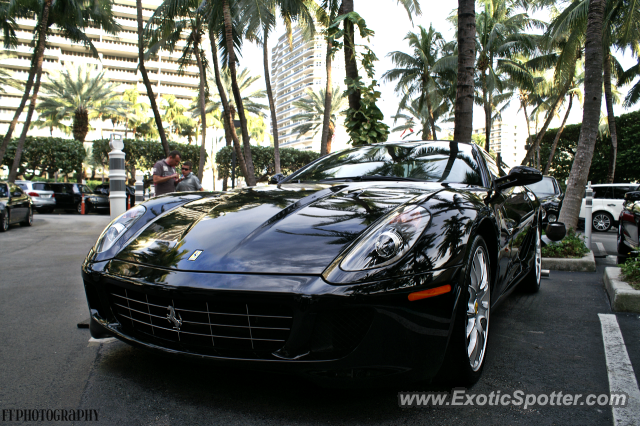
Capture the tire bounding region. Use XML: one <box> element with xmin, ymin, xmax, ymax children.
<box><xmin>617</xmin><ymin>223</ymin><xmax>631</xmax><ymax>256</ymax></box>
<box><xmin>21</xmin><ymin>207</ymin><xmax>33</xmax><ymax>226</ymax></box>
<box><xmin>592</xmin><ymin>212</ymin><xmax>613</xmax><ymax>232</ymax></box>
<box><xmin>440</xmin><ymin>235</ymin><xmax>491</xmax><ymax>386</ymax></box>
<box><xmin>520</xmin><ymin>226</ymin><xmax>542</xmax><ymax>293</ymax></box>
<box><xmin>0</xmin><ymin>210</ymin><xmax>8</xmax><ymax>232</ymax></box>
<box><xmin>76</xmin><ymin>202</ymin><xmax>90</xmax><ymax>214</ymax></box>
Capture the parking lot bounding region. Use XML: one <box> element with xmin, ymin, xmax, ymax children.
<box><xmin>1</xmin><ymin>214</ymin><xmax>639</xmax><ymax>425</ymax></box>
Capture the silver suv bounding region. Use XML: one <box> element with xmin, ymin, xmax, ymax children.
<box><xmin>15</xmin><ymin>180</ymin><xmax>56</xmax><ymax>213</ymax></box>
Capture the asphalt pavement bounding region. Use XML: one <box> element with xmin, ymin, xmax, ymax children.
<box><xmin>1</xmin><ymin>214</ymin><xmax>639</xmax><ymax>425</ymax></box>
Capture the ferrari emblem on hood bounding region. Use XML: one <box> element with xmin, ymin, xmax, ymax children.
<box><xmin>188</xmin><ymin>250</ymin><xmax>203</xmax><ymax>261</ymax></box>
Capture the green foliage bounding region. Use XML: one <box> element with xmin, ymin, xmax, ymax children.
<box><xmin>541</xmin><ymin>228</ymin><xmax>589</xmax><ymax>258</ymax></box>
<box><xmin>540</xmin><ymin>110</ymin><xmax>640</xmax><ymax>184</ymax></box>
<box><xmin>215</xmin><ymin>145</ymin><xmax>321</xmax><ymax>181</ymax></box>
<box><xmin>619</xmin><ymin>254</ymin><xmax>640</xmax><ymax>290</ymax></box>
<box><xmin>91</xmin><ymin>138</ymin><xmax>204</xmax><ymax>182</ymax></box>
<box><xmin>1</xmin><ymin>136</ymin><xmax>85</xmax><ymax>178</ymax></box>
<box><xmin>328</xmin><ymin>12</ymin><xmax>389</xmax><ymax>146</ymax></box>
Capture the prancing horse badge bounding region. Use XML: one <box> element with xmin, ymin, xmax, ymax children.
<box><xmin>188</xmin><ymin>250</ymin><xmax>203</xmax><ymax>261</ymax></box>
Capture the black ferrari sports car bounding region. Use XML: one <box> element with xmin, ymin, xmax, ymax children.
<box><xmin>81</xmin><ymin>141</ymin><xmax>544</xmax><ymax>385</ymax></box>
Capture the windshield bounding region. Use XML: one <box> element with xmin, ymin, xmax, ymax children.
<box><xmin>527</xmin><ymin>177</ymin><xmax>557</xmax><ymax>196</ymax></box>
<box><xmin>287</xmin><ymin>142</ymin><xmax>483</xmax><ymax>185</ymax></box>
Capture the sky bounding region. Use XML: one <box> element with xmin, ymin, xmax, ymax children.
<box><xmin>235</xmin><ymin>0</ymin><xmax>640</xmax><ymax>140</ymax></box>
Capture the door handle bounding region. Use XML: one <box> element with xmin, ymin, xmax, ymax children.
<box><xmin>607</xmin><ymin>204</ymin><xmax>616</xmax><ymax>206</ymax></box>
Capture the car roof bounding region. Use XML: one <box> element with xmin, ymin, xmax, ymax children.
<box><xmin>589</xmin><ymin>183</ymin><xmax>639</xmax><ymax>186</ymax></box>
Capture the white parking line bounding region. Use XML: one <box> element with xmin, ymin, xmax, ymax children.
<box><xmin>598</xmin><ymin>314</ymin><xmax>640</xmax><ymax>426</ymax></box>
<box><xmin>595</xmin><ymin>242</ymin><xmax>607</xmax><ymax>257</ymax></box>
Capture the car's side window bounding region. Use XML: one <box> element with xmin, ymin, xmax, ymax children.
<box><xmin>614</xmin><ymin>187</ymin><xmax>633</xmax><ymax>199</ymax></box>
<box><xmin>593</xmin><ymin>186</ymin><xmax>610</xmax><ymax>199</ymax></box>
<box><xmin>10</xmin><ymin>184</ymin><xmax>24</xmax><ymax>197</ymax></box>
<box><xmin>17</xmin><ymin>183</ymin><xmax>28</xmax><ymax>190</ymax></box>
<box><xmin>0</xmin><ymin>184</ymin><xmax>7</xmax><ymax>197</ymax></box>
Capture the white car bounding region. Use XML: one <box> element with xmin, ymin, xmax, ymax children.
<box><xmin>15</xmin><ymin>180</ymin><xmax>56</xmax><ymax>213</ymax></box>
<box><xmin>580</xmin><ymin>183</ymin><xmax>640</xmax><ymax>232</ymax></box>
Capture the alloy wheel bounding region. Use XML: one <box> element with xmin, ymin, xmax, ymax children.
<box><xmin>1</xmin><ymin>212</ymin><xmax>8</xmax><ymax>231</ymax></box>
<box><xmin>466</xmin><ymin>246</ymin><xmax>490</xmax><ymax>372</ymax></box>
<box><xmin>593</xmin><ymin>213</ymin><xmax>611</xmax><ymax>232</ymax></box>
<box><xmin>28</xmin><ymin>208</ymin><xmax>33</xmax><ymax>225</ymax></box>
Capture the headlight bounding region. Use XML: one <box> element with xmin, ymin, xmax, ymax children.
<box><xmin>541</xmin><ymin>207</ymin><xmax>546</xmax><ymax>220</ymax></box>
<box><xmin>95</xmin><ymin>205</ymin><xmax>146</xmax><ymax>253</ymax></box>
<box><xmin>341</xmin><ymin>205</ymin><xmax>431</xmax><ymax>271</ymax></box>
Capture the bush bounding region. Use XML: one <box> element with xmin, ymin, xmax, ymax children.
<box><xmin>619</xmin><ymin>254</ymin><xmax>640</xmax><ymax>290</ymax></box>
<box><xmin>541</xmin><ymin>228</ymin><xmax>589</xmax><ymax>258</ymax></box>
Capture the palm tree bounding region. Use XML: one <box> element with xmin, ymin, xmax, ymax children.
<box><xmin>161</xmin><ymin>95</ymin><xmax>188</xmax><ymax>135</ymax></box>
<box><xmin>289</xmin><ymin>86</ymin><xmax>346</xmax><ymax>153</ymax></box>
<box><xmin>453</xmin><ymin>0</ymin><xmax>476</xmax><ymax>143</ymax></box>
<box><xmin>37</xmin><ymin>65</ymin><xmax>130</xmax><ymax>143</ymax></box>
<box><xmin>557</xmin><ymin>0</ymin><xmax>606</xmax><ymax>231</ymax></box>
<box><xmin>136</xmin><ymin>0</ymin><xmax>170</xmax><ymax>157</ymax></box>
<box><xmin>122</xmin><ymin>88</ymin><xmax>150</xmax><ymax>137</ymax></box>
<box><xmin>2</xmin><ymin>0</ymin><xmax>120</xmax><ymax>182</ymax></box>
<box><xmin>243</xmin><ymin>0</ymin><xmax>315</xmax><ymax>166</ymax></box>
<box><xmin>543</xmin><ymin>68</ymin><xmax>584</xmax><ymax>174</ymax></box>
<box><xmin>31</xmin><ymin>110</ymin><xmax>71</xmax><ymax>136</ymax></box>
<box><xmin>202</xmin><ymin>0</ymin><xmax>257</xmax><ymax>186</ymax></box>
<box><xmin>382</xmin><ymin>24</ymin><xmax>451</xmax><ymax>141</ymax></box>
<box><xmin>392</xmin><ymin>96</ymin><xmax>452</xmax><ymax>141</ymax></box>
<box><xmin>474</xmin><ymin>0</ymin><xmax>539</xmax><ymax>152</ymax></box>
<box><xmin>146</xmin><ymin>0</ymin><xmax>209</xmax><ymax>180</ymax></box>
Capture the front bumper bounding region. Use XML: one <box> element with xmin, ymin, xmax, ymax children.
<box><xmin>82</xmin><ymin>258</ymin><xmax>463</xmax><ymax>383</ymax></box>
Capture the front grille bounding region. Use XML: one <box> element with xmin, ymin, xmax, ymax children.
<box><xmin>109</xmin><ymin>285</ymin><xmax>293</xmax><ymax>357</ymax></box>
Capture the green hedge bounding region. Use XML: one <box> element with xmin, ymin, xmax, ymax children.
<box><xmin>215</xmin><ymin>145</ymin><xmax>322</xmax><ymax>181</ymax></box>
<box><xmin>1</xmin><ymin>136</ymin><xmax>85</xmax><ymax>179</ymax></box>
<box><xmin>539</xmin><ymin>110</ymin><xmax>640</xmax><ymax>185</ymax></box>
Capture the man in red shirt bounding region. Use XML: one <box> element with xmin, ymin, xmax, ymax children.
<box><xmin>152</xmin><ymin>150</ymin><xmax>181</xmax><ymax>196</ymax></box>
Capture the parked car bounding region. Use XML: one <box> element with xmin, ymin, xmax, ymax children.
<box><xmin>579</xmin><ymin>183</ymin><xmax>640</xmax><ymax>232</ymax></box>
<box><xmin>0</xmin><ymin>181</ymin><xmax>34</xmax><ymax>232</ymax></box>
<box><xmin>49</xmin><ymin>183</ymin><xmax>109</xmax><ymax>214</ymax></box>
<box><xmin>93</xmin><ymin>184</ymin><xmax>136</xmax><ymax>207</ymax></box>
<box><xmin>15</xmin><ymin>180</ymin><xmax>56</xmax><ymax>213</ymax></box>
<box><xmin>617</xmin><ymin>191</ymin><xmax>640</xmax><ymax>260</ymax></box>
<box><xmin>82</xmin><ymin>141</ymin><xmax>544</xmax><ymax>386</ymax></box>
<box><xmin>526</xmin><ymin>176</ymin><xmax>563</xmax><ymax>225</ymax></box>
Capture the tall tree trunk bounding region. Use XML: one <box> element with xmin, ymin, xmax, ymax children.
<box><xmin>424</xmin><ymin>88</ymin><xmax>437</xmax><ymax>140</ymax></box>
<box><xmin>136</xmin><ymin>0</ymin><xmax>170</xmax><ymax>157</ymax></box>
<box><xmin>262</xmin><ymin>29</ymin><xmax>282</xmax><ymax>172</ymax></box>
<box><xmin>453</xmin><ymin>0</ymin><xmax>475</xmax><ymax>143</ymax></box>
<box><xmin>194</xmin><ymin>39</ymin><xmax>207</xmax><ymax>182</ymax></box>
<box><xmin>543</xmin><ymin>94</ymin><xmax>573</xmax><ymax>175</ymax></box>
<box><xmin>8</xmin><ymin>67</ymin><xmax>44</xmax><ymax>182</ymax></box>
<box><xmin>209</xmin><ymin>31</ymin><xmax>249</xmax><ymax>181</ymax></box>
<box><xmin>604</xmin><ymin>48</ymin><xmax>618</xmax><ymax>183</ymax></box>
<box><xmin>483</xmin><ymin>73</ymin><xmax>491</xmax><ymax>152</ymax></box>
<box><xmin>320</xmin><ymin>37</ymin><xmax>333</xmax><ymax>155</ymax></box>
<box><xmin>0</xmin><ymin>0</ymin><xmax>52</xmax><ymax>163</ymax></box>
<box><xmin>522</xmin><ymin>99</ymin><xmax>532</xmax><ymax>143</ymax></box>
<box><xmin>223</xmin><ymin>0</ymin><xmax>256</xmax><ymax>186</ymax></box>
<box><xmin>558</xmin><ymin>0</ymin><xmax>605</xmax><ymax>231</ymax></box>
<box><xmin>520</xmin><ymin>87</ymin><xmax>567</xmax><ymax>166</ymax></box>
<box><xmin>341</xmin><ymin>0</ymin><xmax>360</xmax><ymax>111</ymax></box>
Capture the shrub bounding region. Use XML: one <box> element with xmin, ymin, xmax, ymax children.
<box><xmin>619</xmin><ymin>254</ymin><xmax>640</xmax><ymax>290</ymax></box>
<box><xmin>541</xmin><ymin>228</ymin><xmax>589</xmax><ymax>258</ymax></box>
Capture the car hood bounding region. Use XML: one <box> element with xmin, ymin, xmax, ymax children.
<box><xmin>116</xmin><ymin>182</ymin><xmax>446</xmax><ymax>274</ymax></box>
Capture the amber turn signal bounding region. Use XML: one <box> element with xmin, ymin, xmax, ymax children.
<box><xmin>408</xmin><ymin>284</ymin><xmax>452</xmax><ymax>301</ymax></box>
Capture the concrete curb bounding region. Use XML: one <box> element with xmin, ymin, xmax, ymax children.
<box><xmin>603</xmin><ymin>267</ymin><xmax>640</xmax><ymax>313</ymax></box>
<box><xmin>541</xmin><ymin>251</ymin><xmax>596</xmax><ymax>272</ymax></box>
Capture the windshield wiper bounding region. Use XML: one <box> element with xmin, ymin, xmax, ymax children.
<box><xmin>357</xmin><ymin>175</ymin><xmax>423</xmax><ymax>182</ymax></box>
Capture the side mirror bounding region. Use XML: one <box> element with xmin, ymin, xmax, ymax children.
<box><xmin>625</xmin><ymin>191</ymin><xmax>640</xmax><ymax>202</ymax></box>
<box><xmin>495</xmin><ymin>166</ymin><xmax>543</xmax><ymax>191</ymax></box>
<box><xmin>269</xmin><ymin>173</ymin><xmax>286</xmax><ymax>185</ymax></box>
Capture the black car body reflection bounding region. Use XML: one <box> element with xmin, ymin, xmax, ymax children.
<box><xmin>81</xmin><ymin>141</ymin><xmax>543</xmax><ymax>385</ymax></box>
<box><xmin>526</xmin><ymin>176</ymin><xmax>563</xmax><ymax>225</ymax></box>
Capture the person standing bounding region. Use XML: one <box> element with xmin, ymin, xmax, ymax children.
<box><xmin>152</xmin><ymin>150</ymin><xmax>181</xmax><ymax>196</ymax></box>
<box><xmin>176</xmin><ymin>161</ymin><xmax>204</xmax><ymax>192</ymax></box>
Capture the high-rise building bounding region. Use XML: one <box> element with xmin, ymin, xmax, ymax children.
<box><xmin>0</xmin><ymin>0</ymin><xmax>201</xmax><ymax>140</ymax></box>
<box><xmin>473</xmin><ymin>120</ymin><xmax>529</xmax><ymax>167</ymax></box>
<box><xmin>270</xmin><ymin>26</ymin><xmax>348</xmax><ymax>152</ymax></box>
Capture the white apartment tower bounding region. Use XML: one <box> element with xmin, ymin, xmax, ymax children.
<box><xmin>270</xmin><ymin>26</ymin><xmax>348</xmax><ymax>152</ymax></box>
<box><xmin>473</xmin><ymin>120</ymin><xmax>529</xmax><ymax>167</ymax></box>
<box><xmin>0</xmin><ymin>0</ymin><xmax>200</xmax><ymax>140</ymax></box>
